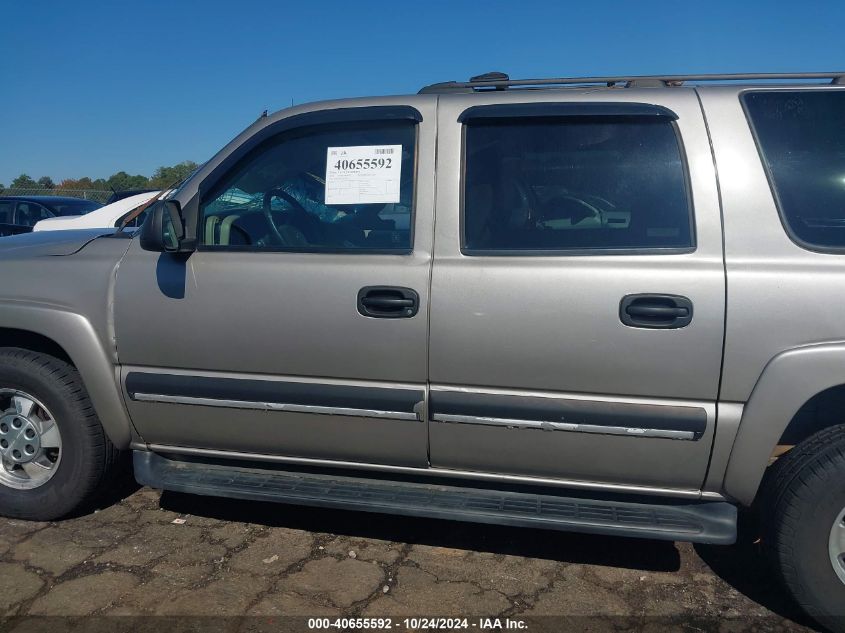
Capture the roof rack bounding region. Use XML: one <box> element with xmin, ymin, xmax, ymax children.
<box><xmin>419</xmin><ymin>71</ymin><xmax>845</xmax><ymax>94</ymax></box>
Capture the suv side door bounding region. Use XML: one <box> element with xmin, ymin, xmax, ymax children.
<box><xmin>114</xmin><ymin>99</ymin><xmax>436</xmax><ymax>467</ymax></box>
<box><xmin>429</xmin><ymin>91</ymin><xmax>725</xmax><ymax>491</ymax></box>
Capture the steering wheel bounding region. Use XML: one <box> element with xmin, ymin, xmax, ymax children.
<box><xmin>262</xmin><ymin>188</ymin><xmax>311</xmax><ymax>245</ymax></box>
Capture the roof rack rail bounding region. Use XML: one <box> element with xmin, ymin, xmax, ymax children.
<box><xmin>419</xmin><ymin>71</ymin><xmax>845</xmax><ymax>94</ymax></box>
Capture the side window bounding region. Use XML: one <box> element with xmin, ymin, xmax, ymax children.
<box><xmin>0</xmin><ymin>201</ymin><xmax>12</xmax><ymax>224</ymax></box>
<box><xmin>743</xmin><ymin>90</ymin><xmax>845</xmax><ymax>251</ymax></box>
<box><xmin>15</xmin><ymin>202</ymin><xmax>52</xmax><ymax>227</ymax></box>
<box><xmin>462</xmin><ymin>116</ymin><xmax>693</xmax><ymax>253</ymax></box>
<box><xmin>200</xmin><ymin>120</ymin><xmax>417</xmax><ymax>252</ymax></box>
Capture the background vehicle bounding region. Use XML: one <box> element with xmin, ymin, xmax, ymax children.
<box><xmin>33</xmin><ymin>191</ymin><xmax>161</xmax><ymax>232</ymax></box>
<box><xmin>0</xmin><ymin>196</ymin><xmax>102</xmax><ymax>237</ymax></box>
<box><xmin>1</xmin><ymin>71</ymin><xmax>844</xmax><ymax>631</ymax></box>
<box><xmin>104</xmin><ymin>189</ymin><xmax>158</xmax><ymax>204</ymax></box>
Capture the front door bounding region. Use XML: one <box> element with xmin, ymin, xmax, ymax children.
<box><xmin>114</xmin><ymin>99</ymin><xmax>436</xmax><ymax>467</ymax></box>
<box><xmin>428</xmin><ymin>91</ymin><xmax>725</xmax><ymax>490</ymax></box>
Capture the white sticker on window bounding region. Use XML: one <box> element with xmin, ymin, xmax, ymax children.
<box><xmin>325</xmin><ymin>145</ymin><xmax>402</xmax><ymax>205</ymax></box>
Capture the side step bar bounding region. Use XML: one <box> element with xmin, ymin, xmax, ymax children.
<box><xmin>134</xmin><ymin>451</ymin><xmax>737</xmax><ymax>545</ymax></box>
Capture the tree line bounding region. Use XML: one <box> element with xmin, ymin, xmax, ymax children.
<box><xmin>0</xmin><ymin>161</ymin><xmax>199</xmax><ymax>194</ymax></box>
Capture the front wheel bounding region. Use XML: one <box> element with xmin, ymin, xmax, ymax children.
<box><xmin>0</xmin><ymin>348</ymin><xmax>119</xmax><ymax>520</ymax></box>
<box><xmin>762</xmin><ymin>424</ymin><xmax>845</xmax><ymax>633</ymax></box>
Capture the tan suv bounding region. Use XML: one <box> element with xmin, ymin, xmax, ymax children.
<box><xmin>1</xmin><ymin>71</ymin><xmax>844</xmax><ymax>631</ymax></box>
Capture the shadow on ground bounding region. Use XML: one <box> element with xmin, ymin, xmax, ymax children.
<box><xmin>160</xmin><ymin>490</ymin><xmax>680</xmax><ymax>571</ymax></box>
<box><xmin>159</xmin><ymin>491</ymin><xmax>820</xmax><ymax>630</ymax></box>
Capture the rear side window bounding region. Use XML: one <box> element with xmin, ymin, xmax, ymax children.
<box><xmin>743</xmin><ymin>90</ymin><xmax>845</xmax><ymax>251</ymax></box>
<box><xmin>462</xmin><ymin>116</ymin><xmax>692</xmax><ymax>253</ymax></box>
<box><xmin>15</xmin><ymin>202</ymin><xmax>52</xmax><ymax>227</ymax></box>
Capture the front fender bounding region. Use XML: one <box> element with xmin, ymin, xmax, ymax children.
<box><xmin>0</xmin><ymin>302</ymin><xmax>133</xmax><ymax>449</ymax></box>
<box><xmin>724</xmin><ymin>342</ymin><xmax>845</xmax><ymax>505</ymax></box>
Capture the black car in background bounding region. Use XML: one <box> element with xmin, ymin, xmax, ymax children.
<box><xmin>0</xmin><ymin>196</ymin><xmax>103</xmax><ymax>237</ymax></box>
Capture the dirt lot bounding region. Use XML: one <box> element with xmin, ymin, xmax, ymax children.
<box><xmin>0</xmin><ymin>482</ymin><xmax>820</xmax><ymax>632</ymax></box>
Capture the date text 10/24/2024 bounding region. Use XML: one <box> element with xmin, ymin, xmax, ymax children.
<box><xmin>307</xmin><ymin>618</ymin><xmax>528</xmax><ymax>630</ymax></box>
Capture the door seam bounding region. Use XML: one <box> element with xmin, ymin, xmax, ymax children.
<box><xmin>424</xmin><ymin>95</ymin><xmax>441</xmax><ymax>466</ymax></box>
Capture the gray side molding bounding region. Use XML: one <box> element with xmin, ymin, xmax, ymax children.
<box><xmin>0</xmin><ymin>302</ymin><xmax>132</xmax><ymax>448</ymax></box>
<box><xmin>724</xmin><ymin>342</ymin><xmax>845</xmax><ymax>505</ymax></box>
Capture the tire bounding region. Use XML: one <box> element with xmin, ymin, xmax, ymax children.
<box><xmin>0</xmin><ymin>348</ymin><xmax>119</xmax><ymax>520</ymax></box>
<box><xmin>762</xmin><ymin>424</ymin><xmax>845</xmax><ymax>633</ymax></box>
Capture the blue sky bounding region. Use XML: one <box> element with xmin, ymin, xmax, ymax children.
<box><xmin>2</xmin><ymin>0</ymin><xmax>844</xmax><ymax>186</ymax></box>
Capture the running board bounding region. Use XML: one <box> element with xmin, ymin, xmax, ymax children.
<box><xmin>133</xmin><ymin>451</ymin><xmax>737</xmax><ymax>545</ymax></box>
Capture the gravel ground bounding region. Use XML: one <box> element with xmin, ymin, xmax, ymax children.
<box><xmin>0</xmin><ymin>481</ymin><xmax>821</xmax><ymax>632</ymax></box>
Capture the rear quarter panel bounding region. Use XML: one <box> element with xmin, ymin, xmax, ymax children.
<box><xmin>699</xmin><ymin>85</ymin><xmax>845</xmax><ymax>503</ymax></box>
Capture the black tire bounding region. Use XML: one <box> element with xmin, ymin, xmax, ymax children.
<box><xmin>0</xmin><ymin>348</ymin><xmax>119</xmax><ymax>520</ymax></box>
<box><xmin>762</xmin><ymin>424</ymin><xmax>845</xmax><ymax>633</ymax></box>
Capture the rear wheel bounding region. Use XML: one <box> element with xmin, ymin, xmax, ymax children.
<box><xmin>762</xmin><ymin>424</ymin><xmax>845</xmax><ymax>633</ymax></box>
<box><xmin>0</xmin><ymin>348</ymin><xmax>119</xmax><ymax>520</ymax></box>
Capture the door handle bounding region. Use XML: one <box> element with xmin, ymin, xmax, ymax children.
<box><xmin>358</xmin><ymin>286</ymin><xmax>419</xmax><ymax>318</ymax></box>
<box><xmin>362</xmin><ymin>297</ymin><xmax>415</xmax><ymax>309</ymax></box>
<box><xmin>625</xmin><ymin>305</ymin><xmax>689</xmax><ymax>319</ymax></box>
<box><xmin>620</xmin><ymin>294</ymin><xmax>693</xmax><ymax>329</ymax></box>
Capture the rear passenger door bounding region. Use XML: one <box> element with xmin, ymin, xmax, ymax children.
<box><xmin>429</xmin><ymin>93</ymin><xmax>725</xmax><ymax>490</ymax></box>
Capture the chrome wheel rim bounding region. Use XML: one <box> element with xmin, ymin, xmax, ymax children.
<box><xmin>831</xmin><ymin>506</ymin><xmax>845</xmax><ymax>586</ymax></box>
<box><xmin>0</xmin><ymin>389</ymin><xmax>62</xmax><ymax>490</ymax></box>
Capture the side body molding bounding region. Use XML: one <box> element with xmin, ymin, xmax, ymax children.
<box><xmin>724</xmin><ymin>342</ymin><xmax>845</xmax><ymax>505</ymax></box>
<box><xmin>0</xmin><ymin>302</ymin><xmax>132</xmax><ymax>448</ymax></box>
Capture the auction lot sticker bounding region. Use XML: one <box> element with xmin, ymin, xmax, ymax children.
<box><xmin>325</xmin><ymin>145</ymin><xmax>402</xmax><ymax>205</ymax></box>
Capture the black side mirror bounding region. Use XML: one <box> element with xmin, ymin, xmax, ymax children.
<box><xmin>140</xmin><ymin>200</ymin><xmax>185</xmax><ymax>252</ymax></box>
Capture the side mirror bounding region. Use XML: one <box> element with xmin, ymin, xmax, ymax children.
<box><xmin>139</xmin><ymin>200</ymin><xmax>185</xmax><ymax>252</ymax></box>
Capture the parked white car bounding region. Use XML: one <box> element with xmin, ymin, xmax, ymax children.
<box><xmin>33</xmin><ymin>191</ymin><xmax>161</xmax><ymax>232</ymax></box>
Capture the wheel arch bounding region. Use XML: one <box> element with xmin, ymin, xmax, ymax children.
<box><xmin>0</xmin><ymin>305</ymin><xmax>132</xmax><ymax>449</ymax></box>
<box><xmin>0</xmin><ymin>328</ymin><xmax>72</xmax><ymax>365</ymax></box>
<box><xmin>724</xmin><ymin>342</ymin><xmax>845</xmax><ymax>505</ymax></box>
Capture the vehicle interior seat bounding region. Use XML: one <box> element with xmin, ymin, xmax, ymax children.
<box><xmin>205</xmin><ymin>216</ymin><xmax>221</xmax><ymax>244</ymax></box>
<box><xmin>485</xmin><ymin>175</ymin><xmax>539</xmax><ymax>248</ymax></box>
<box><xmin>464</xmin><ymin>182</ymin><xmax>495</xmax><ymax>248</ymax></box>
<box><xmin>16</xmin><ymin>204</ymin><xmax>37</xmax><ymax>227</ymax></box>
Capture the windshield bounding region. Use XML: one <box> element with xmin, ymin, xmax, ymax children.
<box><xmin>50</xmin><ymin>199</ymin><xmax>103</xmax><ymax>216</ymax></box>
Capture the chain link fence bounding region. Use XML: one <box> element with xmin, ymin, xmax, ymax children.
<box><xmin>0</xmin><ymin>188</ymin><xmax>111</xmax><ymax>203</ymax></box>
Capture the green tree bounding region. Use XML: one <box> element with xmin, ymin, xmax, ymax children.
<box><xmin>106</xmin><ymin>171</ymin><xmax>150</xmax><ymax>192</ymax></box>
<box><xmin>0</xmin><ymin>184</ymin><xmax>5</xmax><ymax>192</ymax></box>
<box><xmin>56</xmin><ymin>177</ymin><xmax>96</xmax><ymax>192</ymax></box>
<box><xmin>57</xmin><ymin>178</ymin><xmax>79</xmax><ymax>191</ymax></box>
<box><xmin>10</xmin><ymin>174</ymin><xmax>38</xmax><ymax>189</ymax></box>
<box><xmin>149</xmin><ymin>161</ymin><xmax>198</xmax><ymax>189</ymax></box>
<box><xmin>37</xmin><ymin>176</ymin><xmax>55</xmax><ymax>189</ymax></box>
